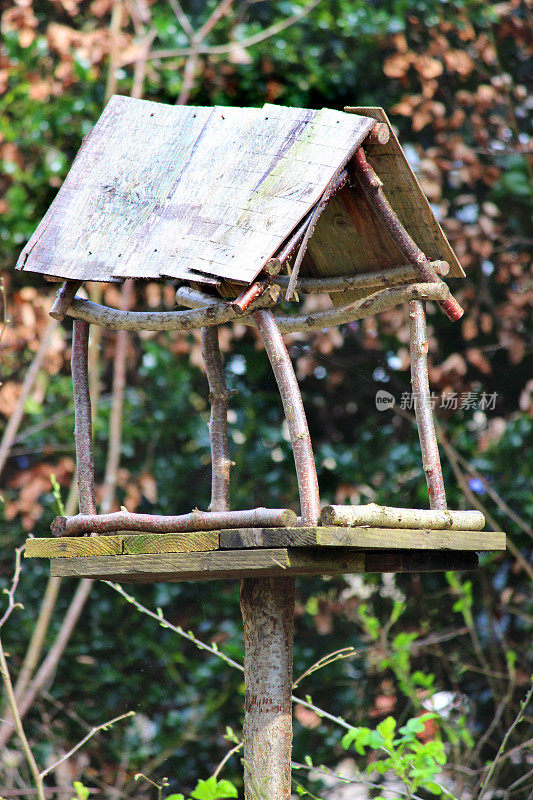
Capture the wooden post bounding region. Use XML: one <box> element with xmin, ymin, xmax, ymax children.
<box><xmin>409</xmin><ymin>300</ymin><xmax>447</xmax><ymax>510</ymax></box>
<box><xmin>238</xmin><ymin>310</ymin><xmax>320</xmax><ymax>799</ymax></box>
<box><xmin>201</xmin><ymin>326</ymin><xmax>233</xmax><ymax>512</ymax></box>
<box><xmin>71</xmin><ymin>319</ymin><xmax>97</xmax><ymax>515</ymax></box>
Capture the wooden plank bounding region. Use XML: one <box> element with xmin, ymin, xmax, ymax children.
<box><xmin>343</xmin><ymin>106</ymin><xmax>464</xmax><ymax>278</ymax></box>
<box><xmin>364</xmin><ymin>551</ymin><xmax>478</xmax><ymax>572</ymax></box>
<box><xmin>219</xmin><ymin>527</ymin><xmax>506</xmax><ymax>552</ymax></box>
<box><xmin>25</xmin><ymin>535</ymin><xmax>123</xmax><ymax>558</ymax></box>
<box><xmin>301</xmin><ymin>106</ymin><xmax>464</xmax><ymax>307</ymax></box>
<box><xmin>49</xmin><ymin>548</ymin><xmax>366</xmax><ymax>583</ymax></box>
<box><xmin>17</xmin><ymin>98</ymin><xmax>374</xmax><ymax>287</ymax></box>
<box><xmin>123</xmin><ymin>532</ymin><xmax>218</xmax><ymax>554</ymax></box>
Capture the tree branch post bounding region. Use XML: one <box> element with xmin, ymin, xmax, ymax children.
<box><xmin>71</xmin><ymin>319</ymin><xmax>97</xmax><ymax>516</ymax></box>
<box><xmin>409</xmin><ymin>300</ymin><xmax>447</xmax><ymax>510</ymax></box>
<box><xmin>238</xmin><ymin>310</ymin><xmax>320</xmax><ymax>800</ymax></box>
<box><xmin>201</xmin><ymin>326</ymin><xmax>233</xmax><ymax>513</ymax></box>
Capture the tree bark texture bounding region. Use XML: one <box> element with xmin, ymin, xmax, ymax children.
<box><xmin>176</xmin><ymin>282</ymin><xmax>450</xmax><ymax>334</ymax></box>
<box><xmin>409</xmin><ymin>300</ymin><xmax>447</xmax><ymax>510</ymax></box>
<box><xmin>52</xmin><ymin>507</ymin><xmax>298</xmax><ymax>537</ymax></box>
<box><xmin>352</xmin><ymin>147</ymin><xmax>464</xmax><ymax>322</ymax></box>
<box><xmin>71</xmin><ymin>320</ymin><xmax>97</xmax><ymax>515</ymax></box>
<box><xmin>240</xmin><ymin>577</ymin><xmax>295</xmax><ymax>800</ymax></box>
<box><xmin>321</xmin><ymin>504</ymin><xmax>484</xmax><ymax>530</ymax></box>
<box><xmin>253</xmin><ymin>308</ymin><xmax>320</xmax><ymax>525</ymax></box>
<box><xmin>201</xmin><ymin>326</ymin><xmax>233</xmax><ymax>512</ymax></box>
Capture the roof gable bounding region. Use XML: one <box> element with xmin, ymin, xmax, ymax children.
<box><xmin>17</xmin><ymin>97</ymin><xmax>375</xmax><ymax>285</ymax></box>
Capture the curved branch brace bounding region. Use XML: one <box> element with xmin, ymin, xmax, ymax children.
<box><xmin>352</xmin><ymin>147</ymin><xmax>464</xmax><ymax>322</ymax></box>
<box><xmin>253</xmin><ymin>309</ymin><xmax>320</xmax><ymax>525</ymax></box>
<box><xmin>71</xmin><ymin>320</ymin><xmax>97</xmax><ymax>515</ymax></box>
<box><xmin>201</xmin><ymin>326</ymin><xmax>233</xmax><ymax>512</ymax></box>
<box><xmin>409</xmin><ymin>300</ymin><xmax>447</xmax><ymax>510</ymax></box>
<box><xmin>177</xmin><ymin>282</ymin><xmax>450</xmax><ymax>334</ymax></box>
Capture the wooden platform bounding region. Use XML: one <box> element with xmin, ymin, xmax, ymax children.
<box><xmin>25</xmin><ymin>527</ymin><xmax>505</xmax><ymax>583</ymax></box>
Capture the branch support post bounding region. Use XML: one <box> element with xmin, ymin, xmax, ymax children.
<box><xmin>409</xmin><ymin>300</ymin><xmax>447</xmax><ymax>510</ymax></box>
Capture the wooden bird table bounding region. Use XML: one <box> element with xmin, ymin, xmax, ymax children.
<box><xmin>17</xmin><ymin>99</ymin><xmax>508</xmax><ymax>799</ymax></box>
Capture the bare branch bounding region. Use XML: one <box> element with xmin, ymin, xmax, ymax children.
<box><xmin>253</xmin><ymin>309</ymin><xmax>320</xmax><ymax>525</ymax></box>
<box><xmin>0</xmin><ymin>318</ymin><xmax>59</xmax><ymax>481</ymax></box>
<box><xmin>39</xmin><ymin>711</ymin><xmax>135</xmax><ymax>779</ymax></box>
<box><xmin>275</xmin><ymin>261</ymin><xmax>449</xmax><ymax>294</ymax></box>
<box><xmin>409</xmin><ymin>300</ymin><xmax>447</xmax><ymax>509</ymax></box>
<box><xmin>148</xmin><ymin>0</ymin><xmax>320</xmax><ymax>61</ymax></box>
<box><xmin>352</xmin><ymin>147</ymin><xmax>464</xmax><ymax>322</ymax></box>
<box><xmin>52</xmin><ymin>507</ymin><xmax>298</xmax><ymax>536</ymax></box>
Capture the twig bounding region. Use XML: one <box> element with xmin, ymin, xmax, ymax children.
<box><xmin>213</xmin><ymin>741</ymin><xmax>243</xmax><ymax>779</ymax></box>
<box><xmin>292</xmin><ymin>647</ymin><xmax>357</xmax><ymax>689</ymax></box>
<box><xmin>477</xmin><ymin>683</ymin><xmax>533</xmax><ymax>799</ymax></box>
<box><xmin>253</xmin><ymin>309</ymin><xmax>320</xmax><ymax>525</ymax></box>
<box><xmin>167</xmin><ymin>0</ymin><xmax>194</xmax><ymax>39</ymax></box>
<box><xmin>148</xmin><ymin>0</ymin><xmax>320</xmax><ymax>60</ymax></box>
<box><xmin>201</xmin><ymin>326</ymin><xmax>233</xmax><ymax>512</ymax></box>
<box><xmin>352</xmin><ymin>147</ymin><xmax>464</xmax><ymax>322</ymax></box>
<box><xmin>0</xmin><ymin>318</ymin><xmax>58</xmax><ymax>481</ymax></box>
<box><xmin>0</xmin><ymin>546</ymin><xmax>25</xmax><ymax>629</ymax></box>
<box><xmin>320</xmin><ymin>504</ymin><xmax>483</xmax><ymax>530</ymax></box>
<box><xmin>52</xmin><ymin>507</ymin><xmax>297</xmax><ymax>536</ymax></box>
<box><xmin>0</xmin><ymin>548</ymin><xmax>45</xmax><ymax>800</ymax></box>
<box><xmin>39</xmin><ymin>711</ymin><xmax>135</xmax><ymax>779</ymax></box>
<box><xmin>409</xmin><ymin>300</ymin><xmax>447</xmax><ymax>509</ymax></box>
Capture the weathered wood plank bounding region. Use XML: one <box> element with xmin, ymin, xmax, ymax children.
<box><xmin>26</xmin><ymin>526</ymin><xmax>505</xmax><ymax>560</ymax></box>
<box><xmin>17</xmin><ymin>98</ymin><xmax>374</xmax><ymax>286</ymax></box>
<box><xmin>345</xmin><ymin>106</ymin><xmax>463</xmax><ymax>278</ymax></box>
<box><xmin>48</xmin><ymin>547</ymin><xmax>479</xmax><ymax>582</ymax></box>
<box><xmin>123</xmin><ymin>532</ymin><xmax>219</xmax><ymax>554</ymax></box>
<box><xmin>364</xmin><ymin>551</ymin><xmax>478</xmax><ymax>572</ymax></box>
<box><xmin>219</xmin><ymin>527</ymin><xmax>506</xmax><ymax>551</ymax></box>
<box><xmin>26</xmin><ymin>535</ymin><xmax>123</xmax><ymax>558</ymax></box>
<box><xmin>49</xmin><ymin>548</ymin><xmax>366</xmax><ymax>583</ymax></box>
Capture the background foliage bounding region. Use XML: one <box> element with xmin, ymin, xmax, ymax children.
<box><xmin>0</xmin><ymin>0</ymin><xmax>531</xmax><ymax>797</ymax></box>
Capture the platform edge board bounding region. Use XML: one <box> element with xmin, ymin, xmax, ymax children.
<box><xmin>25</xmin><ymin>532</ymin><xmax>220</xmax><ymax>558</ymax></box>
<box><xmin>26</xmin><ymin>527</ymin><xmax>506</xmax><ymax>559</ymax></box>
<box><xmin>25</xmin><ymin>535</ymin><xmax>124</xmax><ymax>558</ymax></box>
<box><xmin>49</xmin><ymin>549</ymin><xmax>480</xmax><ymax>582</ymax></box>
<box><xmin>219</xmin><ymin>527</ymin><xmax>506</xmax><ymax>551</ymax></box>
<box><xmin>49</xmin><ymin>549</ymin><xmax>367</xmax><ymax>583</ymax></box>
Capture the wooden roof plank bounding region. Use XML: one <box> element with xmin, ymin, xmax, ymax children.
<box><xmin>17</xmin><ymin>98</ymin><xmax>375</xmax><ymax>285</ymax></box>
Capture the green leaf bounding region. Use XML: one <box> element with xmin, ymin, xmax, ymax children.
<box><xmin>71</xmin><ymin>783</ymin><xmax>89</xmax><ymax>800</ymax></box>
<box><xmin>190</xmin><ymin>777</ymin><xmax>238</xmax><ymax>800</ymax></box>
<box><xmin>164</xmin><ymin>795</ymin><xmax>186</xmax><ymax>800</ymax></box>
<box><xmin>376</xmin><ymin>716</ymin><xmax>396</xmax><ymax>744</ymax></box>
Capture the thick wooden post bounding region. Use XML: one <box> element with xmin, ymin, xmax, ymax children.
<box><xmin>240</xmin><ymin>577</ymin><xmax>295</xmax><ymax>800</ymax></box>
<box><xmin>71</xmin><ymin>319</ymin><xmax>97</xmax><ymax>515</ymax></box>
<box><xmin>409</xmin><ymin>300</ymin><xmax>447</xmax><ymax>510</ymax></box>
<box><xmin>238</xmin><ymin>310</ymin><xmax>320</xmax><ymax>799</ymax></box>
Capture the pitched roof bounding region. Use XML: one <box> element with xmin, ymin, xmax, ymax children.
<box><xmin>16</xmin><ymin>97</ymin><xmax>376</xmax><ymax>285</ymax></box>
